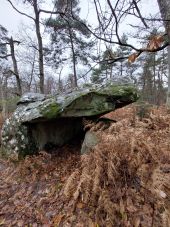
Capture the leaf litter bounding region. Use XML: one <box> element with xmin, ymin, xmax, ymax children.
<box><xmin>1</xmin><ymin>105</ymin><xmax>170</xmax><ymax>226</ymax></box>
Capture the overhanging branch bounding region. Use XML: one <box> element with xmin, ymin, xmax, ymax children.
<box><xmin>6</xmin><ymin>0</ymin><xmax>35</xmax><ymax>21</ymax></box>
<box><xmin>132</xmin><ymin>0</ymin><xmax>149</xmax><ymax>28</ymax></box>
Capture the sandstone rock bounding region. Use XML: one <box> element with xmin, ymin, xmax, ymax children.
<box><xmin>1</xmin><ymin>84</ymin><xmax>138</xmax><ymax>157</ymax></box>
<box><xmin>81</xmin><ymin>131</ymin><xmax>99</xmax><ymax>154</ymax></box>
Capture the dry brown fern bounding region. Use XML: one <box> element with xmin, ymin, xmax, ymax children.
<box><xmin>63</xmin><ymin>107</ymin><xmax>170</xmax><ymax>227</ymax></box>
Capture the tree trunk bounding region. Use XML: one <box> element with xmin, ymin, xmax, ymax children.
<box><xmin>166</xmin><ymin>46</ymin><xmax>170</xmax><ymax>106</ymax></box>
<box><xmin>58</xmin><ymin>67</ymin><xmax>63</xmax><ymax>92</ymax></box>
<box><xmin>28</xmin><ymin>52</ymin><xmax>36</xmax><ymax>91</ymax></box>
<box><xmin>9</xmin><ymin>37</ymin><xmax>22</xmax><ymax>96</ymax></box>
<box><xmin>153</xmin><ymin>53</ymin><xmax>156</xmax><ymax>104</ymax></box>
<box><xmin>0</xmin><ymin>76</ymin><xmax>7</xmax><ymax>120</ymax></box>
<box><xmin>68</xmin><ymin>27</ymin><xmax>78</xmax><ymax>88</ymax></box>
<box><xmin>33</xmin><ymin>0</ymin><xmax>45</xmax><ymax>94</ymax></box>
<box><xmin>157</xmin><ymin>0</ymin><xmax>170</xmax><ymax>106</ymax></box>
<box><xmin>110</xmin><ymin>66</ymin><xmax>113</xmax><ymax>80</ymax></box>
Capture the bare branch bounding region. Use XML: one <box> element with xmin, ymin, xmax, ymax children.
<box><xmin>6</xmin><ymin>0</ymin><xmax>35</xmax><ymax>21</ymax></box>
<box><xmin>69</xmin><ymin>14</ymin><xmax>143</xmax><ymax>51</ymax></box>
<box><xmin>132</xmin><ymin>0</ymin><xmax>149</xmax><ymax>28</ymax></box>
<box><xmin>9</xmin><ymin>69</ymin><xmax>19</xmax><ymax>77</ymax></box>
<box><xmin>0</xmin><ymin>54</ymin><xmax>11</xmax><ymax>59</ymax></box>
<box><xmin>39</xmin><ymin>9</ymin><xmax>65</xmax><ymax>15</ymax></box>
<box><xmin>108</xmin><ymin>42</ymin><xmax>169</xmax><ymax>64</ymax></box>
<box><xmin>0</xmin><ymin>42</ymin><xmax>10</xmax><ymax>46</ymax></box>
<box><xmin>106</xmin><ymin>0</ymin><xmax>121</xmax><ymax>43</ymax></box>
<box><xmin>118</xmin><ymin>9</ymin><xmax>170</xmax><ymax>23</ymax></box>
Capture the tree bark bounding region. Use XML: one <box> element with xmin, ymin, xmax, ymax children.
<box><xmin>157</xmin><ymin>0</ymin><xmax>170</xmax><ymax>106</ymax></box>
<box><xmin>68</xmin><ymin>27</ymin><xmax>78</xmax><ymax>88</ymax></box>
<box><xmin>28</xmin><ymin>52</ymin><xmax>36</xmax><ymax>91</ymax></box>
<box><xmin>33</xmin><ymin>0</ymin><xmax>45</xmax><ymax>93</ymax></box>
<box><xmin>0</xmin><ymin>75</ymin><xmax>7</xmax><ymax>120</ymax></box>
<box><xmin>9</xmin><ymin>37</ymin><xmax>22</xmax><ymax>96</ymax></box>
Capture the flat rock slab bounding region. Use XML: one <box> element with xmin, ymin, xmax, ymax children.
<box><xmin>1</xmin><ymin>84</ymin><xmax>138</xmax><ymax>157</ymax></box>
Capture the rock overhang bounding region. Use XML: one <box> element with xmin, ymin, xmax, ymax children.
<box><xmin>1</xmin><ymin>84</ymin><xmax>139</xmax><ymax>157</ymax></box>
<box><xmin>16</xmin><ymin>84</ymin><xmax>138</xmax><ymax>123</ymax></box>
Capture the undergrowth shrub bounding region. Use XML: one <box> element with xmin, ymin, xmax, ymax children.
<box><xmin>135</xmin><ymin>102</ymin><xmax>153</xmax><ymax>120</ymax></box>
<box><xmin>64</xmin><ymin>108</ymin><xmax>170</xmax><ymax>227</ymax></box>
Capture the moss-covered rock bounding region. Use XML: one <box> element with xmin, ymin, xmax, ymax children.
<box><xmin>39</xmin><ymin>99</ymin><xmax>61</xmax><ymax>119</ymax></box>
<box><xmin>1</xmin><ymin>84</ymin><xmax>138</xmax><ymax>157</ymax></box>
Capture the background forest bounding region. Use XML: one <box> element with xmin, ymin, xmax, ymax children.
<box><xmin>1</xmin><ymin>1</ymin><xmax>170</xmax><ymax>226</ymax></box>
<box><xmin>0</xmin><ymin>0</ymin><xmax>169</xmax><ymax>118</ymax></box>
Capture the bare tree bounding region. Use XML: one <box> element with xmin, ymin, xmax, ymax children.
<box><xmin>6</xmin><ymin>0</ymin><xmax>65</xmax><ymax>93</ymax></box>
<box><xmin>0</xmin><ymin>70</ymin><xmax>8</xmax><ymax>119</ymax></box>
<box><xmin>69</xmin><ymin>0</ymin><xmax>169</xmax><ymax>104</ymax></box>
<box><xmin>157</xmin><ymin>0</ymin><xmax>170</xmax><ymax>106</ymax></box>
<box><xmin>6</xmin><ymin>0</ymin><xmax>45</xmax><ymax>93</ymax></box>
<box><xmin>9</xmin><ymin>37</ymin><xmax>22</xmax><ymax>96</ymax></box>
<box><xmin>0</xmin><ymin>30</ymin><xmax>22</xmax><ymax>96</ymax></box>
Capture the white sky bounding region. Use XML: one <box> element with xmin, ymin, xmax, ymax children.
<box><xmin>0</xmin><ymin>0</ymin><xmax>160</xmax><ymax>35</ymax></box>
<box><xmin>0</xmin><ymin>0</ymin><xmax>25</xmax><ymax>33</ymax></box>
<box><xmin>0</xmin><ymin>0</ymin><xmax>162</xmax><ymax>80</ymax></box>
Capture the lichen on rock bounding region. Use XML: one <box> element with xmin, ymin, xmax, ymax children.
<box><xmin>1</xmin><ymin>115</ymin><xmax>37</xmax><ymax>158</ymax></box>
<box><xmin>1</xmin><ymin>84</ymin><xmax>138</xmax><ymax>157</ymax></box>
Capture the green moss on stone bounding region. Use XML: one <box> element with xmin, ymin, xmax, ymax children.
<box><xmin>40</xmin><ymin>102</ymin><xmax>61</xmax><ymax>119</ymax></box>
<box><xmin>62</xmin><ymin>92</ymin><xmax>116</xmax><ymax>117</ymax></box>
<box><xmin>99</xmin><ymin>85</ymin><xmax>138</xmax><ymax>100</ymax></box>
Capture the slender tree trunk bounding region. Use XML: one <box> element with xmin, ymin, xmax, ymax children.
<box><xmin>33</xmin><ymin>0</ymin><xmax>45</xmax><ymax>93</ymax></box>
<box><xmin>105</xmin><ymin>68</ymin><xmax>108</xmax><ymax>80</ymax></box>
<box><xmin>0</xmin><ymin>76</ymin><xmax>7</xmax><ymax>120</ymax></box>
<box><xmin>157</xmin><ymin>0</ymin><xmax>170</xmax><ymax>106</ymax></box>
<box><xmin>28</xmin><ymin>52</ymin><xmax>36</xmax><ymax>91</ymax></box>
<box><xmin>68</xmin><ymin>27</ymin><xmax>78</xmax><ymax>88</ymax></box>
<box><xmin>153</xmin><ymin>53</ymin><xmax>156</xmax><ymax>104</ymax></box>
<box><xmin>9</xmin><ymin>37</ymin><xmax>22</xmax><ymax>96</ymax></box>
<box><xmin>58</xmin><ymin>67</ymin><xmax>63</xmax><ymax>92</ymax></box>
<box><xmin>110</xmin><ymin>66</ymin><xmax>113</xmax><ymax>80</ymax></box>
<box><xmin>167</xmin><ymin>46</ymin><xmax>170</xmax><ymax>106</ymax></box>
<box><xmin>120</xmin><ymin>62</ymin><xmax>123</xmax><ymax>77</ymax></box>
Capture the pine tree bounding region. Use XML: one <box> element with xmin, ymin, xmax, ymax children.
<box><xmin>91</xmin><ymin>48</ymin><xmax>116</xmax><ymax>84</ymax></box>
<box><xmin>46</xmin><ymin>0</ymin><xmax>93</xmax><ymax>88</ymax></box>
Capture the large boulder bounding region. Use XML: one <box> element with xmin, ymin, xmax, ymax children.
<box><xmin>1</xmin><ymin>84</ymin><xmax>138</xmax><ymax>157</ymax></box>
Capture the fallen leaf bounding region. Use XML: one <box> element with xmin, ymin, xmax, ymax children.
<box><xmin>60</xmin><ymin>176</ymin><xmax>66</xmax><ymax>182</ymax></box>
<box><xmin>134</xmin><ymin>217</ymin><xmax>140</xmax><ymax>227</ymax></box>
<box><xmin>89</xmin><ymin>221</ymin><xmax>99</xmax><ymax>227</ymax></box>
<box><xmin>76</xmin><ymin>202</ymin><xmax>84</xmax><ymax>209</ymax></box>
<box><xmin>0</xmin><ymin>218</ymin><xmax>5</xmax><ymax>226</ymax></box>
<box><xmin>53</xmin><ymin>214</ymin><xmax>65</xmax><ymax>226</ymax></box>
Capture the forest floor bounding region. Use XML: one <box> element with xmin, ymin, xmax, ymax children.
<box><xmin>1</xmin><ymin>105</ymin><xmax>170</xmax><ymax>226</ymax></box>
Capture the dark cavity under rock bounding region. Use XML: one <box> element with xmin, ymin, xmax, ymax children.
<box><xmin>1</xmin><ymin>84</ymin><xmax>138</xmax><ymax>157</ymax></box>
